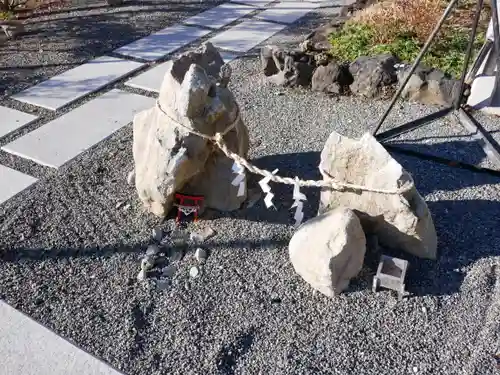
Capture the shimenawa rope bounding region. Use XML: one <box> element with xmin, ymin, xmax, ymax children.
<box><xmin>155</xmin><ymin>100</ymin><xmax>414</xmax><ymax>195</ymax></box>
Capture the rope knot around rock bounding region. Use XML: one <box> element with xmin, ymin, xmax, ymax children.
<box><xmin>154</xmin><ymin>100</ymin><xmax>415</xmax><ymax>196</ymax></box>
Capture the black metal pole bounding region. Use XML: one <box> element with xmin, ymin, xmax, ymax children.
<box><xmin>454</xmin><ymin>0</ymin><xmax>484</xmax><ymax>109</ymax></box>
<box><xmin>372</xmin><ymin>0</ymin><xmax>459</xmax><ymax>135</ymax></box>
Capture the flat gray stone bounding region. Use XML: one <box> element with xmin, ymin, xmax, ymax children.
<box><xmin>0</xmin><ymin>166</ymin><xmax>37</xmax><ymax>205</ymax></box>
<box><xmin>184</xmin><ymin>3</ymin><xmax>255</xmax><ymax>29</ymax></box>
<box><xmin>125</xmin><ymin>52</ymin><xmax>238</xmax><ymax>93</ymax></box>
<box><xmin>113</xmin><ymin>24</ymin><xmax>211</xmax><ymax>61</ymax></box>
<box><xmin>2</xmin><ymin>90</ymin><xmax>154</xmax><ymax>169</ymax></box>
<box><xmin>11</xmin><ymin>56</ymin><xmax>144</xmax><ymax>111</ymax></box>
<box><xmin>256</xmin><ymin>1</ymin><xmax>321</xmax><ymax>24</ymax></box>
<box><xmin>0</xmin><ymin>106</ymin><xmax>37</xmax><ymax>139</ymax></box>
<box><xmin>0</xmin><ymin>300</ymin><xmax>124</xmax><ymax>375</ymax></box>
<box><xmin>208</xmin><ymin>19</ymin><xmax>287</xmax><ymax>52</ymax></box>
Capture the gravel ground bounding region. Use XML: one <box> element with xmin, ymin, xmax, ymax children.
<box><xmin>2</xmin><ymin>3</ymin><xmax>500</xmax><ymax>375</ymax></box>
<box><xmin>0</xmin><ymin>0</ymin><xmax>223</xmax><ymax>99</ymax></box>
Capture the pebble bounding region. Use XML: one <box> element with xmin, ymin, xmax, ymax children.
<box><xmin>146</xmin><ymin>244</ymin><xmax>160</xmax><ymax>257</ymax></box>
<box><xmin>141</xmin><ymin>256</ymin><xmax>155</xmax><ymax>271</ymax></box>
<box><xmin>152</xmin><ymin>227</ymin><xmax>163</xmax><ymax>242</ymax></box>
<box><xmin>170</xmin><ymin>249</ymin><xmax>184</xmax><ymax>262</ymax></box>
<box><xmin>127</xmin><ymin>170</ymin><xmax>135</xmax><ymax>186</ymax></box>
<box><xmin>156</xmin><ymin>279</ymin><xmax>169</xmax><ymax>290</ymax></box>
<box><xmin>137</xmin><ymin>269</ymin><xmax>146</xmax><ymax>281</ymax></box>
<box><xmin>189</xmin><ymin>266</ymin><xmax>200</xmax><ymax>278</ymax></box>
<box><xmin>195</xmin><ymin>248</ymin><xmax>207</xmax><ymax>263</ymax></box>
<box><xmin>190</xmin><ymin>227</ymin><xmax>215</xmax><ymax>244</ymax></box>
<box><xmin>413</xmin><ymin>366</ymin><xmax>418</xmax><ymax>373</ymax></box>
<box><xmin>162</xmin><ymin>265</ymin><xmax>177</xmax><ymax>277</ymax></box>
<box><xmin>115</xmin><ymin>201</ymin><xmax>126</xmax><ymax>209</ymax></box>
<box><xmin>123</xmin><ymin>204</ymin><xmax>131</xmax><ymax>211</ymax></box>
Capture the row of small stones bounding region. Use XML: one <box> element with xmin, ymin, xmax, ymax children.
<box><xmin>138</xmin><ymin>225</ymin><xmax>214</xmax><ymax>289</ymax></box>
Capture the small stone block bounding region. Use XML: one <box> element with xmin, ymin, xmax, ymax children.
<box><xmin>372</xmin><ymin>255</ymin><xmax>409</xmax><ymax>300</ymax></box>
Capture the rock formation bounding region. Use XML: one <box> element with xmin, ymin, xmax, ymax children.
<box><xmin>318</xmin><ymin>131</ymin><xmax>437</xmax><ymax>259</ymax></box>
<box><xmin>132</xmin><ymin>42</ymin><xmax>249</xmax><ymax>217</ymax></box>
<box><xmin>289</xmin><ymin>207</ymin><xmax>367</xmax><ymax>297</ymax></box>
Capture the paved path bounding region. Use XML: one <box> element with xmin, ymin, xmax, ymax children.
<box><xmin>0</xmin><ymin>300</ymin><xmax>125</xmax><ymax>375</ymax></box>
<box><xmin>0</xmin><ymin>0</ymin><xmax>342</xmax><ymax>206</ymax></box>
<box><xmin>0</xmin><ymin>1</ymin><xmax>346</xmax><ymax>373</ymax></box>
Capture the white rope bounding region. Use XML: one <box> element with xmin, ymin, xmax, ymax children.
<box><xmin>155</xmin><ymin>100</ymin><xmax>415</xmax><ymax>195</ymax></box>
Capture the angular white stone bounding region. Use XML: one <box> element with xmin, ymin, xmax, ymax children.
<box><xmin>0</xmin><ymin>106</ymin><xmax>37</xmax><ymax>138</ymax></box>
<box><xmin>2</xmin><ymin>90</ymin><xmax>154</xmax><ymax>169</ymax></box>
<box><xmin>125</xmin><ymin>52</ymin><xmax>238</xmax><ymax>93</ymax></box>
<box><xmin>256</xmin><ymin>1</ymin><xmax>321</xmax><ymax>24</ymax></box>
<box><xmin>184</xmin><ymin>3</ymin><xmax>255</xmax><ymax>29</ymax></box>
<box><xmin>11</xmin><ymin>56</ymin><xmax>144</xmax><ymax>111</ymax></box>
<box><xmin>229</xmin><ymin>0</ymin><xmax>274</xmax><ymax>7</ymax></box>
<box><xmin>0</xmin><ymin>166</ymin><xmax>37</xmax><ymax>205</ymax></box>
<box><xmin>113</xmin><ymin>24</ymin><xmax>211</xmax><ymax>61</ymax></box>
<box><xmin>208</xmin><ymin>19</ymin><xmax>287</xmax><ymax>52</ymax></box>
<box><xmin>467</xmin><ymin>75</ymin><xmax>500</xmax><ymax>116</ymax></box>
<box><xmin>0</xmin><ymin>301</ymin><xmax>124</xmax><ymax>375</ymax></box>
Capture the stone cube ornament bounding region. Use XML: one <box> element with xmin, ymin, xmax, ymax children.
<box><xmin>372</xmin><ymin>255</ymin><xmax>409</xmax><ymax>300</ymax></box>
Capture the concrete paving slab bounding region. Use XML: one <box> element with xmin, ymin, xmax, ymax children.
<box><xmin>229</xmin><ymin>0</ymin><xmax>274</xmax><ymax>8</ymax></box>
<box><xmin>113</xmin><ymin>24</ymin><xmax>211</xmax><ymax>61</ymax></box>
<box><xmin>2</xmin><ymin>90</ymin><xmax>154</xmax><ymax>169</ymax></box>
<box><xmin>0</xmin><ymin>166</ymin><xmax>37</xmax><ymax>206</ymax></box>
<box><xmin>0</xmin><ymin>106</ymin><xmax>37</xmax><ymax>139</ymax></box>
<box><xmin>0</xmin><ymin>300</ymin><xmax>124</xmax><ymax>375</ymax></box>
<box><xmin>208</xmin><ymin>19</ymin><xmax>287</xmax><ymax>52</ymax></box>
<box><xmin>184</xmin><ymin>3</ymin><xmax>255</xmax><ymax>29</ymax></box>
<box><xmin>11</xmin><ymin>56</ymin><xmax>144</xmax><ymax>111</ymax></box>
<box><xmin>125</xmin><ymin>51</ymin><xmax>238</xmax><ymax>93</ymax></box>
<box><xmin>256</xmin><ymin>1</ymin><xmax>321</xmax><ymax>24</ymax></box>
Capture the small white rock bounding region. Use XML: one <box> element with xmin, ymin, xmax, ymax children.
<box><xmin>189</xmin><ymin>266</ymin><xmax>200</xmax><ymax>278</ymax></box>
<box><xmin>421</xmin><ymin>306</ymin><xmax>427</xmax><ymax>314</ymax></box>
<box><xmin>137</xmin><ymin>269</ymin><xmax>146</xmax><ymax>281</ymax></box>
<box><xmin>127</xmin><ymin>170</ymin><xmax>135</xmax><ymax>186</ymax></box>
<box><xmin>152</xmin><ymin>227</ymin><xmax>163</xmax><ymax>242</ymax></box>
<box><xmin>116</xmin><ymin>201</ymin><xmax>125</xmax><ymax>209</ymax></box>
<box><xmin>413</xmin><ymin>366</ymin><xmax>418</xmax><ymax>373</ymax></box>
<box><xmin>146</xmin><ymin>244</ymin><xmax>160</xmax><ymax>257</ymax></box>
<box><xmin>195</xmin><ymin>248</ymin><xmax>207</xmax><ymax>263</ymax></box>
<box><xmin>123</xmin><ymin>204</ymin><xmax>131</xmax><ymax>211</ymax></box>
<box><xmin>190</xmin><ymin>227</ymin><xmax>215</xmax><ymax>244</ymax></box>
<box><xmin>141</xmin><ymin>256</ymin><xmax>155</xmax><ymax>271</ymax></box>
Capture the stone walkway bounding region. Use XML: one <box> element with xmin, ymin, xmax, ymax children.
<box><xmin>0</xmin><ymin>0</ymin><xmax>343</xmax><ymax>206</ymax></box>
<box><xmin>0</xmin><ymin>0</ymin><xmax>347</xmax><ymax>373</ymax></box>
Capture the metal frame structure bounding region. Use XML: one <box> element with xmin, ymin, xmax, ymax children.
<box><xmin>372</xmin><ymin>0</ymin><xmax>500</xmax><ymax>177</ymax></box>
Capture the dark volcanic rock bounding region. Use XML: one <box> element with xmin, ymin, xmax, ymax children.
<box><xmin>349</xmin><ymin>54</ymin><xmax>400</xmax><ymax>98</ymax></box>
<box><xmin>312</xmin><ymin>61</ymin><xmax>353</xmax><ymax>95</ymax></box>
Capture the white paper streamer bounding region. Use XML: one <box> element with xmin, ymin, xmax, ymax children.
<box><xmin>259</xmin><ymin>169</ymin><xmax>278</xmax><ymax>209</ymax></box>
<box><xmin>231</xmin><ymin>161</ymin><xmax>246</xmax><ymax>197</ymax></box>
<box><xmin>291</xmin><ymin>177</ymin><xmax>307</xmax><ymax>227</ymax></box>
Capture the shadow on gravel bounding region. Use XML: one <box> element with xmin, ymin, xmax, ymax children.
<box><xmin>0</xmin><ymin>237</ymin><xmax>289</xmax><ymax>263</ymax></box>
<box><xmin>0</xmin><ymin>1</ymin><xmax>209</xmax><ymax>96</ymax></box>
<box><xmin>216</xmin><ymin>327</ymin><xmax>256</xmax><ymax>375</ymax></box>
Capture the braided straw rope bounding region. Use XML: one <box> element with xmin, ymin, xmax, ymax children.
<box><xmin>155</xmin><ymin>100</ymin><xmax>414</xmax><ymax>195</ymax></box>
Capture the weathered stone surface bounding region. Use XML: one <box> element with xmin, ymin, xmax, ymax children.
<box><xmin>133</xmin><ymin>42</ymin><xmax>249</xmax><ymax>217</ymax></box>
<box><xmin>106</xmin><ymin>0</ymin><xmax>123</xmax><ymax>6</ymax></box>
<box><xmin>318</xmin><ymin>131</ymin><xmax>437</xmax><ymax>259</ymax></box>
<box><xmin>261</xmin><ymin>45</ymin><xmax>315</xmax><ymax>87</ymax></box>
<box><xmin>312</xmin><ymin>61</ymin><xmax>353</xmax><ymax>95</ymax></box>
<box><xmin>289</xmin><ymin>207</ymin><xmax>366</xmax><ymax>297</ymax></box>
<box><xmin>397</xmin><ymin>64</ymin><xmax>461</xmax><ymax>106</ymax></box>
<box><xmin>349</xmin><ymin>54</ymin><xmax>399</xmax><ymax>98</ymax></box>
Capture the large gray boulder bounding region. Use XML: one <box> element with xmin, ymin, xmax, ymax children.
<box><xmin>318</xmin><ymin>131</ymin><xmax>437</xmax><ymax>259</ymax></box>
<box><xmin>132</xmin><ymin>42</ymin><xmax>249</xmax><ymax>217</ymax></box>
<box><xmin>289</xmin><ymin>207</ymin><xmax>367</xmax><ymax>297</ymax></box>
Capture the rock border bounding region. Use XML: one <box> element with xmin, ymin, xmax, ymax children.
<box><xmin>260</xmin><ymin>0</ymin><xmax>465</xmax><ymax>107</ymax></box>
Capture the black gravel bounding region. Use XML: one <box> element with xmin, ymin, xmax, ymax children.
<box><xmin>2</xmin><ymin>2</ymin><xmax>500</xmax><ymax>375</ymax></box>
